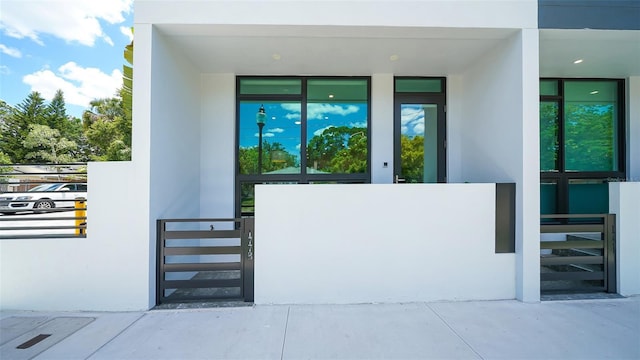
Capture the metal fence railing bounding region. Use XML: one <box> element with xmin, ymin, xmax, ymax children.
<box><xmin>540</xmin><ymin>214</ymin><xmax>616</xmax><ymax>294</ymax></box>
<box><xmin>157</xmin><ymin>218</ymin><xmax>255</xmax><ymax>305</ymax></box>
<box><xmin>0</xmin><ymin>164</ymin><xmax>87</xmax><ymax>239</ymax></box>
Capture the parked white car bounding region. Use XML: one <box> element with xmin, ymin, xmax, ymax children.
<box><xmin>0</xmin><ymin>183</ymin><xmax>87</xmax><ymax>214</ymax></box>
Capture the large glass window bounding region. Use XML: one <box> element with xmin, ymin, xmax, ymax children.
<box><xmin>540</xmin><ymin>79</ymin><xmax>625</xmax><ymax>215</ymax></box>
<box><xmin>236</xmin><ymin>77</ymin><xmax>370</xmax><ymax>216</ymax></box>
<box><xmin>564</xmin><ymin>81</ymin><xmax>619</xmax><ymax>172</ymax></box>
<box><xmin>306</xmin><ymin>79</ymin><xmax>368</xmax><ymax>174</ymax></box>
<box><xmin>238</xmin><ymin>100</ymin><xmax>301</xmax><ymax>174</ymax></box>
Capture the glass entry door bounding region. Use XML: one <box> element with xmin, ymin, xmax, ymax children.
<box><xmin>394</xmin><ymin>95</ymin><xmax>446</xmax><ymax>183</ymax></box>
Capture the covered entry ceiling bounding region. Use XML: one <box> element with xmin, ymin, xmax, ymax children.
<box><xmin>540</xmin><ymin>29</ymin><xmax>640</xmax><ymax>77</ymax></box>
<box><xmin>155</xmin><ymin>24</ymin><xmax>640</xmax><ymax>78</ymax></box>
<box><xmin>155</xmin><ymin>24</ymin><xmax>518</xmax><ymax>75</ymax></box>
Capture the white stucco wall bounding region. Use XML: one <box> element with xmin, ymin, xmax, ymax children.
<box><xmin>200</xmin><ymin>74</ymin><xmax>236</xmax><ymax>218</ymax></box>
<box><xmin>371</xmin><ymin>74</ymin><xmax>394</xmax><ymax>184</ymax></box>
<box><xmin>145</xmin><ymin>28</ymin><xmax>204</xmax><ymax>306</ymax></box>
<box><xmin>255</xmin><ymin>184</ymin><xmax>516</xmax><ymax>304</ymax></box>
<box><xmin>148</xmin><ymin>29</ymin><xmax>202</xmax><ymax>221</ymax></box>
<box><xmin>137</xmin><ymin>0</ymin><xmax>536</xmax><ymax>29</ymax></box>
<box><xmin>446</xmin><ymin>75</ymin><xmax>464</xmax><ymax>183</ymax></box>
<box><xmin>609</xmin><ymin>182</ymin><xmax>640</xmax><ymax>296</ymax></box>
<box><xmin>0</xmin><ymin>162</ymin><xmax>150</xmax><ymax>311</ymax></box>
<box><xmin>0</xmin><ymin>25</ymin><xmax>205</xmax><ymax>311</ymax></box>
<box><xmin>459</xmin><ymin>30</ymin><xmax>540</xmax><ymax>302</ymax></box>
<box><xmin>1</xmin><ymin>25</ymin><xmax>158</xmax><ymax>311</ymax></box>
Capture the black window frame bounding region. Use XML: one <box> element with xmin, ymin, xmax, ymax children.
<box><xmin>235</xmin><ymin>76</ymin><xmax>372</xmax><ymax>217</ymax></box>
<box><xmin>540</xmin><ymin>78</ymin><xmax>626</xmax><ymax>215</ymax></box>
<box><xmin>393</xmin><ymin>76</ymin><xmax>447</xmax><ymax>183</ymax></box>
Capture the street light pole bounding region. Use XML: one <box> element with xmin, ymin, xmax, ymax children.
<box><xmin>256</xmin><ymin>105</ymin><xmax>266</xmax><ymax>174</ymax></box>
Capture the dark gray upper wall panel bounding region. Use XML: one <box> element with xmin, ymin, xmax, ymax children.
<box><xmin>539</xmin><ymin>0</ymin><xmax>640</xmax><ymax>30</ymax></box>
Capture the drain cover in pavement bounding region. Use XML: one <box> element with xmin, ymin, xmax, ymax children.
<box><xmin>0</xmin><ymin>316</ymin><xmax>49</xmax><ymax>346</ymax></box>
<box><xmin>0</xmin><ymin>316</ymin><xmax>95</xmax><ymax>360</ymax></box>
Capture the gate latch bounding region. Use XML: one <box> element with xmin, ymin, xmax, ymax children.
<box><xmin>247</xmin><ymin>231</ymin><xmax>253</xmax><ymax>260</ymax></box>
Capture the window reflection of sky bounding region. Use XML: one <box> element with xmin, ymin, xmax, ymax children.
<box><xmin>401</xmin><ymin>104</ymin><xmax>425</xmax><ymax>137</ymax></box>
<box><xmin>239</xmin><ymin>101</ymin><xmax>368</xmax><ymax>160</ymax></box>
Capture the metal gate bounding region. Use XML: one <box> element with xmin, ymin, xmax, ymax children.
<box><xmin>540</xmin><ymin>214</ymin><xmax>616</xmax><ymax>294</ymax></box>
<box><xmin>156</xmin><ymin>218</ymin><xmax>254</xmax><ymax>305</ymax></box>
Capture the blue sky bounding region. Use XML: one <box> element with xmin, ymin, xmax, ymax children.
<box><xmin>239</xmin><ymin>102</ymin><xmax>370</xmax><ymax>160</ymax></box>
<box><xmin>0</xmin><ymin>0</ymin><xmax>133</xmax><ymax>118</ymax></box>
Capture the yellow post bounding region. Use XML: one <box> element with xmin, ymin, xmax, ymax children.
<box><xmin>75</xmin><ymin>197</ymin><xmax>87</xmax><ymax>236</ymax></box>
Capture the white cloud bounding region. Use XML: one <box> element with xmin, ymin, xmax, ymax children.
<box><xmin>281</xmin><ymin>103</ymin><xmax>301</xmax><ymax>112</ymax></box>
<box><xmin>349</xmin><ymin>121</ymin><xmax>367</xmax><ymax>128</ymax></box>
<box><xmin>23</xmin><ymin>61</ymin><xmax>122</xmax><ymax>108</ymax></box>
<box><xmin>307</xmin><ymin>104</ymin><xmax>359</xmax><ymax>120</ymax></box>
<box><xmin>0</xmin><ymin>65</ymin><xmax>10</xmax><ymax>75</ymax></box>
<box><xmin>314</xmin><ymin>126</ymin><xmax>336</xmax><ymax>137</ymax></box>
<box><xmin>281</xmin><ymin>103</ymin><xmax>360</xmax><ymax>121</ymax></box>
<box><xmin>120</xmin><ymin>26</ymin><xmax>134</xmax><ymax>42</ymax></box>
<box><xmin>400</xmin><ymin>106</ymin><xmax>424</xmax><ymax>135</ymax></box>
<box><xmin>0</xmin><ymin>0</ymin><xmax>132</xmax><ymax>46</ymax></box>
<box><xmin>413</xmin><ymin>122</ymin><xmax>425</xmax><ymax>135</ymax></box>
<box><xmin>103</xmin><ymin>36</ymin><xmax>114</xmax><ymax>47</ymax></box>
<box><xmin>255</xmin><ymin>133</ymin><xmax>275</xmax><ymax>138</ymax></box>
<box><xmin>0</xmin><ymin>44</ymin><xmax>21</xmax><ymax>58</ymax></box>
<box><xmin>267</xmin><ymin>128</ymin><xmax>285</xmax><ymax>134</ymax></box>
<box><xmin>281</xmin><ymin>104</ymin><xmax>302</xmax><ymax>121</ymax></box>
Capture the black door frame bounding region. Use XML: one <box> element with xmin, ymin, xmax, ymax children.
<box><xmin>393</xmin><ymin>93</ymin><xmax>447</xmax><ymax>183</ymax></box>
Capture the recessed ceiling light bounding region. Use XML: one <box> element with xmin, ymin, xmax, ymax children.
<box><xmin>328</xmin><ymin>94</ymin><xmax>334</xmax><ymax>98</ymax></box>
<box><xmin>573</xmin><ymin>59</ymin><xmax>583</xmax><ymax>64</ymax></box>
<box><xmin>590</xmin><ymin>90</ymin><xmax>599</xmax><ymax>95</ymax></box>
<box><xmin>272</xmin><ymin>54</ymin><xmax>281</xmax><ymax>60</ymax></box>
<box><xmin>271</xmin><ymin>116</ymin><xmax>277</xmax><ymax>120</ymax></box>
<box><xmin>390</xmin><ymin>55</ymin><xmax>399</xmax><ymax>61</ymax></box>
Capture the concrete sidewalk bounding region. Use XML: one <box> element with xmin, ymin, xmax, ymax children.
<box><xmin>1</xmin><ymin>297</ymin><xmax>639</xmax><ymax>360</ymax></box>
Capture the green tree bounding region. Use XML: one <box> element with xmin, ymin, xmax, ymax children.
<box><xmin>0</xmin><ymin>152</ymin><xmax>10</xmax><ymax>165</ymax></box>
<box><xmin>238</xmin><ymin>142</ymin><xmax>297</xmax><ymax>174</ymax></box>
<box><xmin>540</xmin><ymin>102</ymin><xmax>559</xmax><ymax>171</ymax></box>
<box><xmin>0</xmin><ymin>100</ymin><xmax>15</xmax><ymax>164</ymax></box>
<box><xmin>116</xmin><ymin>88</ymin><xmax>132</xmax><ymax>150</ymax></box>
<box><xmin>307</xmin><ymin>126</ymin><xmax>367</xmax><ymax>173</ymax></box>
<box><xmin>82</xmin><ymin>96</ymin><xmax>131</xmax><ymax>161</ymax></box>
<box><xmin>238</xmin><ymin>147</ymin><xmax>259</xmax><ymax>174</ymax></box>
<box><xmin>328</xmin><ymin>131</ymin><xmax>367</xmax><ymax>173</ymax></box>
<box><xmin>565</xmin><ymin>104</ymin><xmax>615</xmax><ymax>171</ymax></box>
<box><xmin>400</xmin><ymin>135</ymin><xmax>424</xmax><ymax>183</ymax></box>
<box><xmin>23</xmin><ymin>124</ymin><xmax>78</xmax><ymax>163</ymax></box>
<box><xmin>47</xmin><ymin>90</ymin><xmax>87</xmax><ymax>161</ymax></box>
<box><xmin>2</xmin><ymin>92</ymin><xmax>49</xmax><ymax>162</ymax></box>
<box><xmin>0</xmin><ymin>99</ymin><xmax>13</xmax><ymax>125</ymax></box>
<box><xmin>46</xmin><ymin>90</ymin><xmax>68</xmax><ymax>132</ymax></box>
<box><xmin>85</xmin><ymin>118</ymin><xmax>119</xmax><ymax>157</ymax></box>
<box><xmin>122</xmin><ymin>27</ymin><xmax>133</xmax><ymax>121</ymax></box>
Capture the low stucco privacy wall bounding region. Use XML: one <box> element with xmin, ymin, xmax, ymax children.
<box><xmin>254</xmin><ymin>183</ymin><xmax>516</xmax><ymax>304</ymax></box>
<box><xmin>0</xmin><ymin>162</ymin><xmax>152</xmax><ymax>311</ymax></box>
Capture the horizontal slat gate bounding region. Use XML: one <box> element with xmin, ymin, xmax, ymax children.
<box><xmin>156</xmin><ymin>218</ymin><xmax>254</xmax><ymax>305</ymax></box>
<box><xmin>540</xmin><ymin>214</ymin><xmax>615</xmax><ymax>294</ymax></box>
